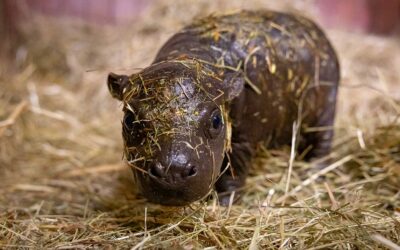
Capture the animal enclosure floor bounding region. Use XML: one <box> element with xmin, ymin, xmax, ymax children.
<box><xmin>1</xmin><ymin>0</ymin><xmax>399</xmax><ymax>249</ymax></box>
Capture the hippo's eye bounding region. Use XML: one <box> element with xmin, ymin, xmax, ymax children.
<box><xmin>212</xmin><ymin>113</ymin><xmax>222</xmax><ymax>129</ymax></box>
<box><xmin>207</xmin><ymin>109</ymin><xmax>223</xmax><ymax>139</ymax></box>
<box><xmin>123</xmin><ymin>111</ymin><xmax>136</xmax><ymax>130</ymax></box>
<box><xmin>123</xmin><ymin>111</ymin><xmax>147</xmax><ymax>145</ymax></box>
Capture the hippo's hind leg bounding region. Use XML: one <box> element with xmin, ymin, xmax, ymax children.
<box><xmin>299</xmin><ymin>80</ymin><xmax>339</xmax><ymax>168</ymax></box>
<box><xmin>215</xmin><ymin>141</ymin><xmax>254</xmax><ymax>205</ymax></box>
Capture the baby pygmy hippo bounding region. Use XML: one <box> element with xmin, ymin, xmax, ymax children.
<box><xmin>107</xmin><ymin>10</ymin><xmax>339</xmax><ymax>206</ymax></box>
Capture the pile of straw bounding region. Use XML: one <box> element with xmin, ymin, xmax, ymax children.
<box><xmin>1</xmin><ymin>0</ymin><xmax>399</xmax><ymax>248</ymax></box>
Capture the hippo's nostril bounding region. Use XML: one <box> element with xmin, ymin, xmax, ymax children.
<box><xmin>149</xmin><ymin>162</ymin><xmax>165</xmax><ymax>178</ymax></box>
<box><xmin>188</xmin><ymin>166</ymin><xmax>197</xmax><ymax>177</ymax></box>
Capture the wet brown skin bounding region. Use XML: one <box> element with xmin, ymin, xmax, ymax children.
<box><xmin>107</xmin><ymin>10</ymin><xmax>340</xmax><ymax>206</ymax></box>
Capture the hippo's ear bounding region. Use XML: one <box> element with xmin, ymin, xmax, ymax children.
<box><xmin>223</xmin><ymin>71</ymin><xmax>245</xmax><ymax>101</ymax></box>
<box><xmin>107</xmin><ymin>73</ymin><xmax>130</xmax><ymax>101</ymax></box>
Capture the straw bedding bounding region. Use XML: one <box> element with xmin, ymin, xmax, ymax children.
<box><xmin>0</xmin><ymin>0</ymin><xmax>399</xmax><ymax>249</ymax></box>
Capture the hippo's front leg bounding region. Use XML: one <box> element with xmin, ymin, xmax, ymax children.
<box><xmin>215</xmin><ymin>141</ymin><xmax>254</xmax><ymax>205</ymax></box>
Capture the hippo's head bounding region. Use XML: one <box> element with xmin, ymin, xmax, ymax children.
<box><xmin>107</xmin><ymin>61</ymin><xmax>244</xmax><ymax>205</ymax></box>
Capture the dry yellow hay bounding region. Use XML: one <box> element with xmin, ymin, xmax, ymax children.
<box><xmin>0</xmin><ymin>0</ymin><xmax>399</xmax><ymax>249</ymax></box>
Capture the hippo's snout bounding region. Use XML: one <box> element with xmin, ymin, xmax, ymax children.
<box><xmin>148</xmin><ymin>160</ymin><xmax>198</xmax><ymax>184</ymax></box>
<box><xmin>133</xmin><ymin>140</ymin><xmax>219</xmax><ymax>206</ymax></box>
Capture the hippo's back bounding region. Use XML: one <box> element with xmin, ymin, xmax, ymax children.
<box><xmin>155</xmin><ymin>10</ymin><xmax>340</xmax><ymax>147</ymax></box>
<box><xmin>156</xmin><ymin>10</ymin><xmax>339</xmax><ymax>78</ymax></box>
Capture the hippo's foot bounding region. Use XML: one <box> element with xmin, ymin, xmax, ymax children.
<box><xmin>215</xmin><ymin>176</ymin><xmax>244</xmax><ymax>206</ymax></box>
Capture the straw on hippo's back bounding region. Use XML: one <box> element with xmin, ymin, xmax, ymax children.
<box><xmin>107</xmin><ymin>10</ymin><xmax>340</xmax><ymax>205</ymax></box>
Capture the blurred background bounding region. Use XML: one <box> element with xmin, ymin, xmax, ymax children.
<box><xmin>2</xmin><ymin>0</ymin><xmax>400</xmax><ymax>36</ymax></box>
